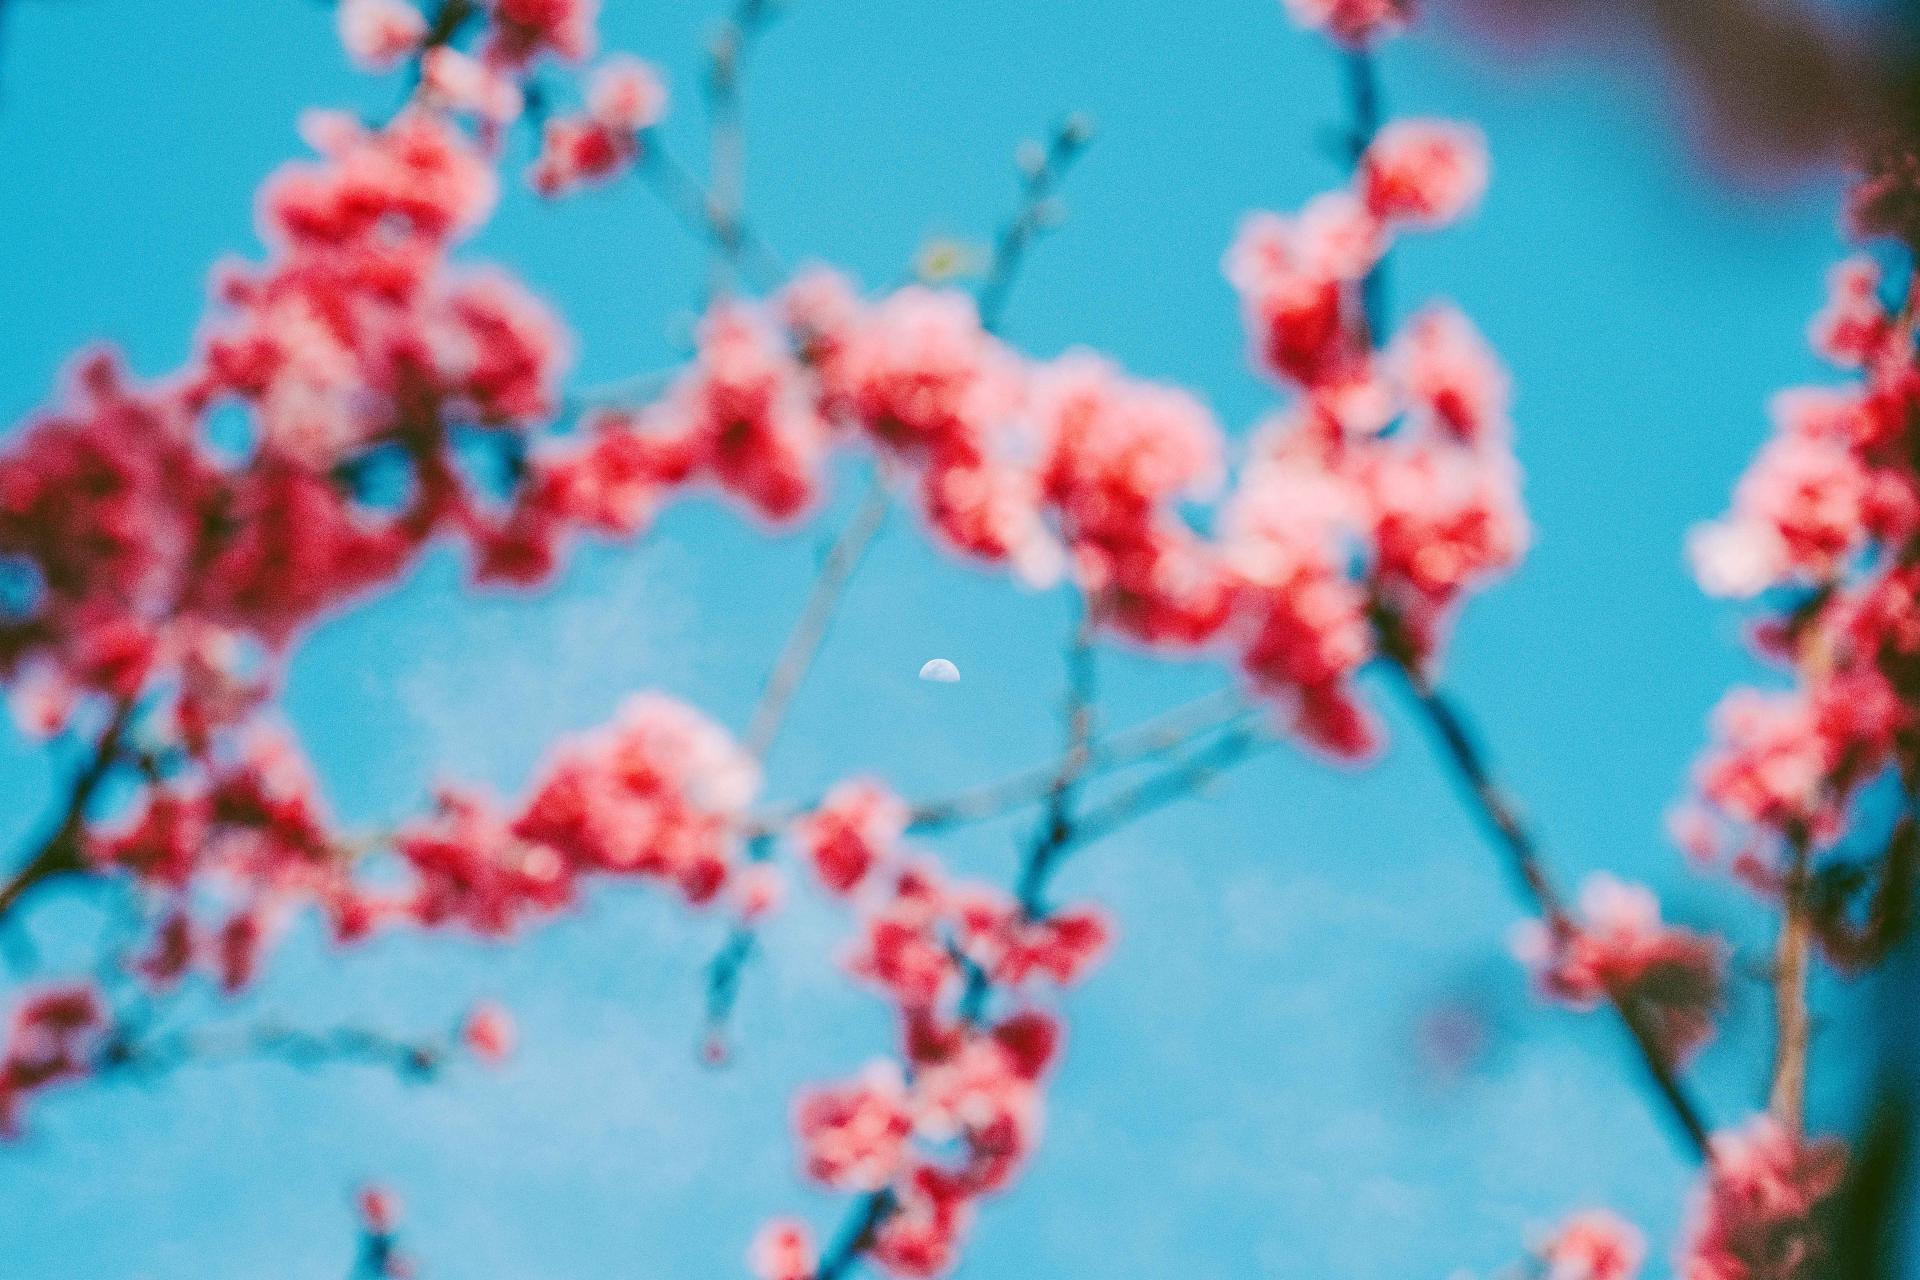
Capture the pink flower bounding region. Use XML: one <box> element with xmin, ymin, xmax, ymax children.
<box><xmin>462</xmin><ymin>1002</ymin><xmax>516</xmax><ymax>1064</ymax></box>
<box><xmin>357</xmin><ymin>1184</ymin><xmax>402</xmax><ymax>1235</ymax></box>
<box><xmin>649</xmin><ymin>304</ymin><xmax>831</xmax><ymax>522</ymax></box>
<box><xmin>513</xmin><ymin>693</ymin><xmax>759</xmax><ymax>906</ymax></box>
<box><xmin>1359</xmin><ymin>121</ymin><xmax>1489</xmax><ymax>229</ymax></box>
<box><xmin>1282</xmin><ymin>0</ymin><xmax>1412</xmax><ymax>46</ymax></box>
<box><xmin>1395</xmin><ymin>305</ymin><xmax>1510</xmax><ymax>444</ymax></box>
<box><xmin>263</xmin><ymin>110</ymin><xmax>498</xmax><ymax>247</ymax></box>
<box><xmin>421</xmin><ymin>48</ymin><xmax>524</xmax><ymax>125</ymax></box>
<box><xmin>1031</xmin><ymin>354</ymin><xmax>1232</xmax><ymax>645</ymax></box>
<box><xmin>588</xmin><ymin>56</ymin><xmax>667</xmax><ymax>132</ymax></box>
<box><xmin>828</xmin><ymin>287</ymin><xmax>1021</xmax><ymax>468</ymax></box>
<box><xmin>794</xmin><ymin>1062</ymin><xmax>914</xmax><ymax>1191</ymax></box>
<box><xmin>1681</xmin><ymin>1118</ymin><xmax>1847</xmax><ymax>1280</ymax></box>
<box><xmin>396</xmin><ymin>789</ymin><xmax>571</xmax><ymax>935</ymax></box>
<box><xmin>1693</xmin><ymin>689</ymin><xmax>1834</xmax><ymax>838</ymax></box>
<box><xmin>1225</xmin><ymin>210</ymin><xmax>1370</xmax><ymax>389</ymax></box>
<box><xmin>529</xmin><ymin>116</ymin><xmax>636</xmax><ymax>196</ymax></box>
<box><xmin>868</xmin><ymin>1165</ymin><xmax>973</xmax><ymax>1278</ymax></box>
<box><xmin>486</xmin><ymin>0</ymin><xmax>598</xmax><ymax>66</ymax></box>
<box><xmin>749</xmin><ymin>1220</ymin><xmax>816</xmax><ymax>1280</ymax></box>
<box><xmin>1513</xmin><ymin>875</ymin><xmax>1724</xmax><ymax>1064</ymax></box>
<box><xmin>953</xmin><ymin>889</ymin><xmax>1113</xmax><ymax>987</ymax></box>
<box><xmin>1361</xmin><ymin>441</ymin><xmax>1528</xmax><ymax>606</ymax></box>
<box><xmin>796</xmin><ymin>778</ymin><xmax>908</xmax><ymax>896</ymax></box>
<box><xmin>337</xmin><ymin>0</ymin><xmax>427</xmax><ymax>72</ymax></box>
<box><xmin>1809</xmin><ymin>257</ymin><xmax>1890</xmax><ymax>368</ymax></box>
<box><xmin>0</xmin><ymin>983</ymin><xmax>108</xmax><ymax>1135</ymax></box>
<box><xmin>1540</xmin><ymin>1209</ymin><xmax>1644</xmax><ymax>1280</ymax></box>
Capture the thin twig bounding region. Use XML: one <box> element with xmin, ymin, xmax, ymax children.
<box><xmin>976</xmin><ymin>114</ymin><xmax>1095</xmax><ymax>335</ymax></box>
<box><xmin>639</xmin><ymin>142</ymin><xmax>787</xmax><ymax>294</ymax></box>
<box><xmin>0</xmin><ymin>700</ymin><xmax>136</xmax><ymax>925</ymax></box>
<box><xmin>742</xmin><ymin>476</ymin><xmax>891</xmax><ymax>762</ymax></box>
<box><xmin>1014</xmin><ymin>610</ymin><xmax>1098</xmax><ymax>918</ymax></box>
<box><xmin>703</xmin><ymin>0</ymin><xmax>775</xmax><ymax>298</ymax></box>
<box><xmin>100</xmin><ymin>1020</ymin><xmax>449</xmax><ymax>1083</ymax></box>
<box><xmin>1386</xmin><ymin>656</ymin><xmax>1713</xmax><ymax>1159</ymax></box>
<box><xmin>911</xmin><ymin>690</ymin><xmax>1252</xmax><ymax>831</ymax></box>
<box><xmin>814</xmin><ymin>1188</ymin><xmax>895</xmax><ymax>1280</ymax></box>
<box><xmin>1066</xmin><ymin>728</ymin><xmax>1268</xmax><ymax>852</ymax></box>
<box><xmin>1340</xmin><ymin>49</ymin><xmax>1390</xmax><ymax>337</ymax></box>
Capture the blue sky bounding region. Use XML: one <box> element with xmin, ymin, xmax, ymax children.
<box><xmin>0</xmin><ymin>1</ymin><xmax>1878</xmax><ymax>1277</ymax></box>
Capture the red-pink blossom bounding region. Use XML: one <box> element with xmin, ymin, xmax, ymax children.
<box><xmin>512</xmin><ymin>693</ymin><xmax>759</xmax><ymax>906</ymax></box>
<box><xmin>1681</xmin><ymin>1118</ymin><xmax>1846</xmax><ymax>1280</ymax></box>
<box><xmin>1282</xmin><ymin>0</ymin><xmax>1412</xmax><ymax>46</ymax></box>
<box><xmin>795</xmin><ymin>1062</ymin><xmax>915</xmax><ymax>1192</ymax></box>
<box><xmin>749</xmin><ymin>1220</ymin><xmax>817</xmax><ymax>1280</ymax></box>
<box><xmin>1358</xmin><ymin>121</ymin><xmax>1489</xmax><ymax>229</ymax></box>
<box><xmin>588</xmin><ymin>56</ymin><xmax>667</xmax><ymax>132</ymax></box>
<box><xmin>1395</xmin><ymin>304</ymin><xmax>1510</xmax><ymax>443</ymax></box>
<box><xmin>421</xmin><ymin>48</ymin><xmax>525</xmax><ymax>126</ymax></box>
<box><xmin>1809</xmin><ymin>257</ymin><xmax>1891</xmax><ymax>368</ymax></box>
<box><xmin>462</xmin><ymin>1002</ymin><xmax>516</xmax><ymax>1063</ymax></box>
<box><xmin>1540</xmin><ymin>1209</ymin><xmax>1644</xmax><ymax>1280</ymax></box>
<box><xmin>486</xmin><ymin>0</ymin><xmax>598</xmax><ymax>66</ymax></box>
<box><xmin>1513</xmin><ymin>874</ymin><xmax>1725</xmax><ymax>1064</ymax></box>
<box><xmin>357</xmin><ymin>1183</ymin><xmax>402</xmax><ymax>1235</ymax></box>
<box><xmin>0</xmin><ymin>983</ymin><xmax>108</xmax><ymax>1134</ymax></box>
<box><xmin>338</xmin><ymin>0</ymin><xmax>427</xmax><ymax>72</ymax></box>
<box><xmin>796</xmin><ymin>778</ymin><xmax>908</xmax><ymax>896</ymax></box>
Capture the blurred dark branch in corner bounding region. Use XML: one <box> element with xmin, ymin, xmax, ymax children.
<box><xmin>1441</xmin><ymin>0</ymin><xmax>1920</xmax><ymax>186</ymax></box>
<box><xmin>1821</xmin><ymin>926</ymin><xmax>1920</xmax><ymax>1280</ymax></box>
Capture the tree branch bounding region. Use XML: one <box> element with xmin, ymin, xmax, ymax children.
<box><xmin>1771</xmin><ymin>834</ymin><xmax>1815</xmax><ymax>1132</ymax></box>
<box><xmin>742</xmin><ymin>475</ymin><xmax>891</xmax><ymax>763</ymax></box>
<box><xmin>1386</xmin><ymin>656</ymin><xmax>1714</xmax><ymax>1159</ymax></box>
<box><xmin>0</xmin><ymin>699</ymin><xmax>136</xmax><ymax>925</ymax></box>
<box><xmin>100</xmin><ymin>1018</ymin><xmax>451</xmax><ymax>1083</ymax></box>
<box><xmin>703</xmin><ymin>0</ymin><xmax>776</xmax><ymax>299</ymax></box>
<box><xmin>638</xmin><ymin>142</ymin><xmax>788</xmax><ymax>295</ymax></box>
<box><xmin>976</xmin><ymin>114</ymin><xmax>1095</xmax><ymax>335</ymax></box>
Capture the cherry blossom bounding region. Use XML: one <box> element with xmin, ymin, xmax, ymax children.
<box><xmin>1681</xmin><ymin>1118</ymin><xmax>1847</xmax><ymax>1280</ymax></box>
<box><xmin>1513</xmin><ymin>875</ymin><xmax>1725</xmax><ymax>1065</ymax></box>
<box><xmin>1539</xmin><ymin>1209</ymin><xmax>1645</xmax><ymax>1280</ymax></box>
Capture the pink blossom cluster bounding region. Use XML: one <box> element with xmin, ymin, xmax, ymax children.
<box><xmin>0</xmin><ymin>3</ymin><xmax>699</xmax><ymax>1074</ymax></box>
<box><xmin>494</xmin><ymin>204</ymin><xmax>1520</xmax><ymax>761</ymax></box>
<box><xmin>1512</xmin><ymin>874</ymin><xmax>1725</xmax><ymax>1065</ymax></box>
<box><xmin>0</xmin><ymin>99</ymin><xmax>592</xmax><ymax>734</ymax></box>
<box><xmin>0</xmin><ymin>984</ymin><xmax>107</xmax><ymax>1134</ymax></box>
<box><xmin>1219</xmin><ymin>119</ymin><xmax>1522</xmax><ymax>755</ymax></box>
<box><xmin>339</xmin><ymin>0</ymin><xmax>662</xmax><ymax>190</ymax></box>
<box><xmin>1680</xmin><ymin>1118</ymin><xmax>1847</xmax><ymax>1280</ymax></box>
<box><xmin>531</xmin><ymin>57</ymin><xmax>667</xmax><ymax>196</ymax></box>
<box><xmin>339</xmin><ymin>0</ymin><xmax>599</xmax><ymax>75</ymax></box>
<box><xmin>1680</xmin><ymin>249</ymin><xmax>1920</xmax><ymax>890</ymax></box>
<box><xmin>755</xmin><ymin>779</ymin><xmax>1110</xmax><ymax>1277</ymax></box>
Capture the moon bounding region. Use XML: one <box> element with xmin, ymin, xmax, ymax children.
<box><xmin>918</xmin><ymin>658</ymin><xmax>960</xmax><ymax>683</ymax></box>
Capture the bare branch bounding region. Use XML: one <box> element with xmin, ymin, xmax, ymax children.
<box><xmin>0</xmin><ymin>699</ymin><xmax>137</xmax><ymax>925</ymax></box>
<box><xmin>100</xmin><ymin>1018</ymin><xmax>452</xmax><ymax>1083</ymax></box>
<box><xmin>703</xmin><ymin>0</ymin><xmax>778</xmax><ymax>298</ymax></box>
<box><xmin>638</xmin><ymin>142</ymin><xmax>788</xmax><ymax>295</ymax></box>
<box><xmin>976</xmin><ymin>114</ymin><xmax>1095</xmax><ymax>335</ymax></box>
<box><xmin>1385</xmin><ymin>653</ymin><xmax>1714</xmax><ymax>1159</ymax></box>
<box><xmin>742</xmin><ymin>475</ymin><xmax>891</xmax><ymax>763</ymax></box>
<box><xmin>1771</xmin><ymin>834</ymin><xmax>1815</xmax><ymax>1132</ymax></box>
